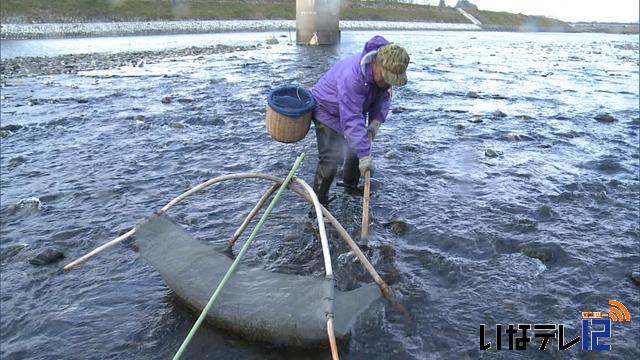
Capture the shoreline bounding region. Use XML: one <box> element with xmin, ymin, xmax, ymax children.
<box><xmin>1</xmin><ymin>20</ymin><xmax>481</xmax><ymax>40</ymax></box>
<box><xmin>0</xmin><ymin>43</ymin><xmax>262</xmax><ymax>81</ymax></box>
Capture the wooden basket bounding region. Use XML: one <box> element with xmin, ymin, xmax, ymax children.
<box><xmin>265</xmin><ymin>105</ymin><xmax>312</xmax><ymax>143</ymax></box>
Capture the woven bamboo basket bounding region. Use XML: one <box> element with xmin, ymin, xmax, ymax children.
<box><xmin>265</xmin><ymin>105</ymin><xmax>312</xmax><ymax>143</ymax></box>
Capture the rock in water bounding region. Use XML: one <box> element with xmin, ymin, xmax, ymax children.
<box><xmin>594</xmin><ymin>113</ymin><xmax>616</xmax><ymax>122</ymax></box>
<box><xmin>466</xmin><ymin>91</ymin><xmax>479</xmax><ymax>98</ymax></box>
<box><xmin>266</xmin><ymin>36</ymin><xmax>279</xmax><ymax>45</ymax></box>
<box><xmin>28</xmin><ymin>247</ymin><xmax>64</xmax><ymax>265</ymax></box>
<box><xmin>631</xmin><ymin>271</ymin><xmax>640</xmax><ymax>285</ymax></box>
<box><xmin>485</xmin><ymin>149</ymin><xmax>502</xmax><ymax>158</ymax></box>
<box><xmin>383</xmin><ymin>220</ymin><xmax>409</xmax><ymax>236</ymax></box>
<box><xmin>492</xmin><ymin>110</ymin><xmax>507</xmax><ymax>118</ymax></box>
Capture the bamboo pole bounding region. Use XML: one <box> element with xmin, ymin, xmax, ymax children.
<box><xmin>226</xmin><ymin>184</ymin><xmax>279</xmax><ymax>249</ymax></box>
<box><xmin>62</xmin><ymin>173</ymin><xmax>391</xmax><ymax>299</ymax></box>
<box><xmin>63</xmin><ymin>229</ymin><xmax>135</xmax><ymax>271</ymax></box>
<box><xmin>172</xmin><ymin>153</ymin><xmax>305</xmax><ymax>360</ymax></box>
<box><xmin>295</xmin><ymin>179</ymin><xmax>332</xmax><ymax>276</ymax></box>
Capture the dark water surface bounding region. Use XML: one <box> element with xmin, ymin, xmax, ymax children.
<box><xmin>1</xmin><ymin>31</ymin><xmax>639</xmax><ymax>359</ymax></box>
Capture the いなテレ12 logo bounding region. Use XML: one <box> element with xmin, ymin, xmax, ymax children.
<box><xmin>581</xmin><ymin>299</ymin><xmax>631</xmax><ymax>351</ymax></box>
<box><xmin>480</xmin><ymin>299</ymin><xmax>631</xmax><ymax>351</ymax></box>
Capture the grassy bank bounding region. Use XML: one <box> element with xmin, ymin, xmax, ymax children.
<box><xmin>1</xmin><ymin>0</ymin><xmax>569</xmax><ymax>30</ymax></box>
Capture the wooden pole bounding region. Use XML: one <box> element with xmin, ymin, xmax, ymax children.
<box><xmin>226</xmin><ymin>184</ymin><xmax>279</xmax><ymax>249</ymax></box>
<box><xmin>360</xmin><ymin>133</ymin><xmax>373</xmax><ymax>246</ymax></box>
<box><xmin>327</xmin><ymin>318</ymin><xmax>340</xmax><ymax>360</ymax></box>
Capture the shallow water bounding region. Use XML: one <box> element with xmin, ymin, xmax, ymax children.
<box><xmin>1</xmin><ymin>30</ymin><xmax>639</xmax><ymax>359</ymax></box>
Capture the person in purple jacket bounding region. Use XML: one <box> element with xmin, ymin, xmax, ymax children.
<box><xmin>311</xmin><ymin>35</ymin><xmax>410</xmax><ymax>206</ymax></box>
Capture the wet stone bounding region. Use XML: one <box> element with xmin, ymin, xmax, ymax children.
<box><xmin>1</xmin><ymin>124</ymin><xmax>23</xmax><ymax>133</ymax></box>
<box><xmin>391</xmin><ymin>106</ymin><xmax>407</xmax><ymax>114</ymax></box>
<box><xmin>466</xmin><ymin>91</ymin><xmax>479</xmax><ymax>98</ymax></box>
<box><xmin>484</xmin><ymin>149</ymin><xmax>502</xmax><ymax>158</ymax></box>
<box><xmin>177</xmin><ymin>98</ymin><xmax>194</xmax><ymax>104</ymax></box>
<box><xmin>521</xmin><ymin>245</ymin><xmax>552</xmax><ymax>264</ymax></box>
<box><xmin>384</xmin><ymin>150</ymin><xmax>400</xmax><ymax>159</ymax></box>
<box><xmin>161</xmin><ymin>96</ymin><xmax>172</xmax><ymax>104</ymax></box>
<box><xmin>28</xmin><ymin>247</ymin><xmax>64</xmax><ymax>265</ymax></box>
<box><xmin>492</xmin><ymin>110</ymin><xmax>507</xmax><ymax>118</ymax></box>
<box><xmin>594</xmin><ymin>113</ymin><xmax>616</xmax><ymax>122</ymax></box>
<box><xmin>455</xmin><ymin>123</ymin><xmax>465</xmax><ymax>129</ymax></box>
<box><xmin>435</xmin><ymin>47</ymin><xmax>442</xmax><ymax>52</ymax></box>
<box><xmin>512</xmin><ymin>218</ymin><xmax>538</xmax><ymax>233</ymax></box>
<box><xmin>265</xmin><ymin>36</ymin><xmax>279</xmax><ymax>45</ymax></box>
<box><xmin>134</xmin><ymin>115</ymin><xmax>145</xmax><ymax>122</ymax></box>
<box><xmin>399</xmin><ymin>144</ymin><xmax>417</xmax><ymax>152</ymax></box>
<box><xmin>168</xmin><ymin>122</ymin><xmax>185</xmax><ymax>129</ymax></box>
<box><xmin>468</xmin><ymin>116</ymin><xmax>483</xmax><ymax>123</ymax></box>
<box><xmin>631</xmin><ymin>271</ymin><xmax>640</xmax><ymax>285</ymax></box>
<box><xmin>383</xmin><ymin>220</ymin><xmax>409</xmax><ymax>236</ymax></box>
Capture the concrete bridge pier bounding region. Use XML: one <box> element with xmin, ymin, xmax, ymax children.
<box><xmin>296</xmin><ymin>0</ymin><xmax>340</xmax><ymax>45</ymax></box>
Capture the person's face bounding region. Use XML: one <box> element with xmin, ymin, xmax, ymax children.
<box><xmin>373</xmin><ymin>62</ymin><xmax>390</xmax><ymax>89</ymax></box>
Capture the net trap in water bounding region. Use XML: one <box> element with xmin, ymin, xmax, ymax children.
<box><xmin>64</xmin><ymin>154</ymin><xmax>392</xmax><ymax>359</ymax></box>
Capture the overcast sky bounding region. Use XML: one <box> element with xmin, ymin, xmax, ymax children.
<box><xmin>444</xmin><ymin>0</ymin><xmax>639</xmax><ymax>23</ymax></box>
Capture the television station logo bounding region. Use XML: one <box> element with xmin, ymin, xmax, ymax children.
<box><xmin>480</xmin><ymin>299</ymin><xmax>631</xmax><ymax>351</ymax></box>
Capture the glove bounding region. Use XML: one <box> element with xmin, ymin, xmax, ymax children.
<box><xmin>359</xmin><ymin>155</ymin><xmax>374</xmax><ymax>176</ymax></box>
<box><xmin>367</xmin><ymin>120</ymin><xmax>382</xmax><ymax>140</ymax></box>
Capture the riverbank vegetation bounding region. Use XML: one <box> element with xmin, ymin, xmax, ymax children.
<box><xmin>2</xmin><ymin>0</ymin><xmax>567</xmax><ymax>30</ymax></box>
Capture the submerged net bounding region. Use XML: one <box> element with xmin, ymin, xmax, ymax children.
<box><xmin>135</xmin><ymin>213</ymin><xmax>381</xmax><ymax>347</ymax></box>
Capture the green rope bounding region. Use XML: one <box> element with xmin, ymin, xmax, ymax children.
<box><xmin>172</xmin><ymin>152</ymin><xmax>306</xmax><ymax>360</ymax></box>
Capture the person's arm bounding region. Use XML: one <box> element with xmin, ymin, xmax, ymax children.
<box><xmin>368</xmin><ymin>88</ymin><xmax>391</xmax><ymax>125</ymax></box>
<box><xmin>337</xmin><ymin>75</ymin><xmax>370</xmax><ymax>158</ymax></box>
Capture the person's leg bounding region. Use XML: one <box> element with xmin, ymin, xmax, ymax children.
<box><xmin>342</xmin><ymin>147</ymin><xmax>361</xmax><ymax>194</ymax></box>
<box><xmin>313</xmin><ymin>121</ymin><xmax>344</xmax><ymax>206</ymax></box>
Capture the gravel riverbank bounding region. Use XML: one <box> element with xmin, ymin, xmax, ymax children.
<box><xmin>0</xmin><ymin>20</ymin><xmax>479</xmax><ymax>39</ymax></box>
<box><xmin>0</xmin><ymin>44</ymin><xmax>260</xmax><ymax>80</ymax></box>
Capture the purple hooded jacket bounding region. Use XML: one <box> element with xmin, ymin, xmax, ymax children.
<box><xmin>311</xmin><ymin>36</ymin><xmax>391</xmax><ymax>158</ymax></box>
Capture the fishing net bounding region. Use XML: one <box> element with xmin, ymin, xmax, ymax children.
<box><xmin>135</xmin><ymin>212</ymin><xmax>381</xmax><ymax>347</ymax></box>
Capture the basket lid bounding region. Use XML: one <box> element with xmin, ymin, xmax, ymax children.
<box><xmin>267</xmin><ymin>86</ymin><xmax>316</xmax><ymax>118</ymax></box>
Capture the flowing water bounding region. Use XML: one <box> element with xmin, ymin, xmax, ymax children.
<box><xmin>1</xmin><ymin>30</ymin><xmax>639</xmax><ymax>359</ymax></box>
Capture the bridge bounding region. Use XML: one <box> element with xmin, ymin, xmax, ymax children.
<box><xmin>296</xmin><ymin>0</ymin><xmax>483</xmax><ymax>45</ymax></box>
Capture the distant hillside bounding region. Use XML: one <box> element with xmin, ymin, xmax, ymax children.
<box><xmin>1</xmin><ymin>0</ymin><xmax>570</xmax><ymax>31</ymax></box>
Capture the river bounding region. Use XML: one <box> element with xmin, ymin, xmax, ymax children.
<box><xmin>1</xmin><ymin>30</ymin><xmax>639</xmax><ymax>359</ymax></box>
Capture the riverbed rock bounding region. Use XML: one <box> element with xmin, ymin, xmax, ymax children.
<box><xmin>383</xmin><ymin>220</ymin><xmax>409</xmax><ymax>236</ymax></box>
<box><xmin>631</xmin><ymin>271</ymin><xmax>640</xmax><ymax>285</ymax></box>
<box><xmin>594</xmin><ymin>113</ymin><xmax>616</xmax><ymax>122</ymax></box>
<box><xmin>392</xmin><ymin>106</ymin><xmax>407</xmax><ymax>114</ymax></box>
<box><xmin>484</xmin><ymin>149</ymin><xmax>502</xmax><ymax>158</ymax></box>
<box><xmin>161</xmin><ymin>96</ymin><xmax>172</xmax><ymax>104</ymax></box>
<box><xmin>435</xmin><ymin>47</ymin><xmax>442</xmax><ymax>52</ymax></box>
<box><xmin>384</xmin><ymin>150</ymin><xmax>400</xmax><ymax>159</ymax></box>
<box><xmin>266</xmin><ymin>36</ymin><xmax>279</xmax><ymax>45</ymax></box>
<box><xmin>28</xmin><ymin>247</ymin><xmax>64</xmax><ymax>265</ymax></box>
<box><xmin>400</xmin><ymin>144</ymin><xmax>418</xmax><ymax>152</ymax></box>
<box><xmin>1</xmin><ymin>124</ymin><xmax>23</xmax><ymax>133</ymax></box>
<box><xmin>492</xmin><ymin>110</ymin><xmax>507</xmax><ymax>118</ymax></box>
<box><xmin>466</xmin><ymin>91</ymin><xmax>479</xmax><ymax>98</ymax></box>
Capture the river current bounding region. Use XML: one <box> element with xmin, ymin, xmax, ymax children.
<box><xmin>1</xmin><ymin>30</ymin><xmax>639</xmax><ymax>359</ymax></box>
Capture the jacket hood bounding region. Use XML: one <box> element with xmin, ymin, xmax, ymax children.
<box><xmin>361</xmin><ymin>35</ymin><xmax>390</xmax><ymax>57</ymax></box>
<box><xmin>360</xmin><ymin>36</ymin><xmax>390</xmax><ymax>83</ymax></box>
